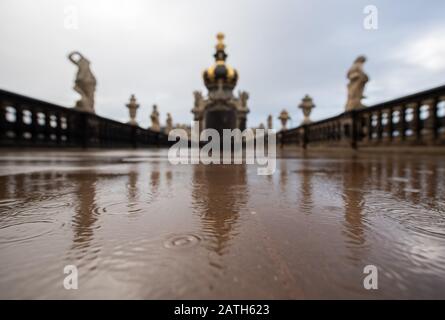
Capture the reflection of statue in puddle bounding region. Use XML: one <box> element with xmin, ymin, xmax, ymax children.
<box><xmin>192</xmin><ymin>165</ymin><xmax>247</xmax><ymax>255</ymax></box>
<box><xmin>69</xmin><ymin>172</ymin><xmax>99</xmax><ymax>254</ymax></box>
<box><xmin>127</xmin><ymin>169</ymin><xmax>139</xmax><ymax>204</ymax></box>
<box><xmin>279</xmin><ymin>161</ymin><xmax>288</xmax><ymax>194</ymax></box>
<box><xmin>165</xmin><ymin>170</ymin><xmax>172</xmax><ymax>189</ymax></box>
<box><xmin>150</xmin><ymin>168</ymin><xmax>160</xmax><ymax>197</ymax></box>
<box><xmin>299</xmin><ymin>161</ymin><xmax>313</xmax><ymax>213</ymax></box>
<box><xmin>342</xmin><ymin>162</ymin><xmax>366</xmax><ymax>252</ymax></box>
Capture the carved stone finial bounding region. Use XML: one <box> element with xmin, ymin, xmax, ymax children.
<box><xmin>126</xmin><ymin>94</ymin><xmax>139</xmax><ymax>126</ymax></box>
<box><xmin>278</xmin><ymin>109</ymin><xmax>290</xmax><ymax>131</ymax></box>
<box><xmin>216</xmin><ymin>32</ymin><xmax>225</xmax><ymax>51</ymax></box>
<box><xmin>299</xmin><ymin>94</ymin><xmax>315</xmax><ymax>125</ymax></box>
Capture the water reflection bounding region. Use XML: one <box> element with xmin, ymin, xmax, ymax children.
<box><xmin>1</xmin><ymin>151</ymin><xmax>445</xmax><ymax>299</ymax></box>
<box><xmin>192</xmin><ymin>165</ymin><xmax>248</xmax><ymax>255</ymax></box>
<box><xmin>342</xmin><ymin>161</ymin><xmax>366</xmax><ymax>248</ymax></box>
<box><xmin>70</xmin><ymin>172</ymin><xmax>99</xmax><ymax>252</ymax></box>
<box><xmin>299</xmin><ymin>161</ymin><xmax>314</xmax><ymax>213</ymax></box>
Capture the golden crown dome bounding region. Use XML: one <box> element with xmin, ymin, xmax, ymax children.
<box><xmin>203</xmin><ymin>33</ymin><xmax>238</xmax><ymax>90</ymax></box>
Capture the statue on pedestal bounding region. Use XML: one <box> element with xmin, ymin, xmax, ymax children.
<box><xmin>68</xmin><ymin>51</ymin><xmax>96</xmax><ymax>113</ymax></box>
<box><xmin>239</xmin><ymin>91</ymin><xmax>249</xmax><ymax>110</ymax></box>
<box><xmin>299</xmin><ymin>94</ymin><xmax>315</xmax><ymax>125</ymax></box>
<box><xmin>267</xmin><ymin>114</ymin><xmax>273</xmax><ymax>129</ymax></box>
<box><xmin>278</xmin><ymin>109</ymin><xmax>290</xmax><ymax>131</ymax></box>
<box><xmin>345</xmin><ymin>55</ymin><xmax>369</xmax><ymax>111</ymax></box>
<box><xmin>126</xmin><ymin>94</ymin><xmax>139</xmax><ymax>126</ymax></box>
<box><xmin>165</xmin><ymin>113</ymin><xmax>173</xmax><ymax>134</ymax></box>
<box><xmin>150</xmin><ymin>104</ymin><xmax>160</xmax><ymax>132</ymax></box>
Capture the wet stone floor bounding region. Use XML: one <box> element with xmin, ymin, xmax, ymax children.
<box><xmin>0</xmin><ymin>149</ymin><xmax>445</xmax><ymax>299</ymax></box>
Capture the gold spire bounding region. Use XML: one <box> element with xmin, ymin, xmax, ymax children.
<box><xmin>216</xmin><ymin>32</ymin><xmax>225</xmax><ymax>51</ymax></box>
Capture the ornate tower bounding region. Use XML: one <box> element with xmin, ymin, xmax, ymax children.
<box><xmin>192</xmin><ymin>33</ymin><xmax>249</xmax><ymax>135</ymax></box>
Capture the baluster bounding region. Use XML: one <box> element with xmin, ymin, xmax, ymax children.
<box><xmin>387</xmin><ymin>108</ymin><xmax>393</xmax><ymax>142</ymax></box>
<box><xmin>56</xmin><ymin>112</ymin><xmax>62</xmax><ymax>144</ymax></box>
<box><xmin>425</xmin><ymin>98</ymin><xmax>438</xmax><ymax>143</ymax></box>
<box><xmin>411</xmin><ymin>102</ymin><xmax>421</xmax><ymax>141</ymax></box>
<box><xmin>15</xmin><ymin>104</ymin><xmax>23</xmax><ymax>144</ymax></box>
<box><xmin>376</xmin><ymin>110</ymin><xmax>383</xmax><ymax>141</ymax></box>
<box><xmin>400</xmin><ymin>106</ymin><xmax>406</xmax><ymax>141</ymax></box>
<box><xmin>366</xmin><ymin>112</ymin><xmax>372</xmax><ymax>142</ymax></box>
<box><xmin>0</xmin><ymin>102</ymin><xmax>5</xmax><ymax>141</ymax></box>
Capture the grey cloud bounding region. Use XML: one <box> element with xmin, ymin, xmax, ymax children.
<box><xmin>1</xmin><ymin>0</ymin><xmax>444</xmax><ymax>129</ymax></box>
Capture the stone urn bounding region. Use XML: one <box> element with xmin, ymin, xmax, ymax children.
<box><xmin>299</xmin><ymin>94</ymin><xmax>315</xmax><ymax>125</ymax></box>
<box><xmin>278</xmin><ymin>109</ymin><xmax>290</xmax><ymax>131</ymax></box>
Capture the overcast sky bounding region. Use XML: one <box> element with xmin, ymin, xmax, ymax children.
<box><xmin>1</xmin><ymin>0</ymin><xmax>445</xmax><ymax>128</ymax></box>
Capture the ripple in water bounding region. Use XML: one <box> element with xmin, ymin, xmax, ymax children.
<box><xmin>163</xmin><ymin>234</ymin><xmax>201</xmax><ymax>249</ymax></box>
<box><xmin>0</xmin><ymin>220</ymin><xmax>55</xmax><ymax>244</ymax></box>
<box><xmin>92</xmin><ymin>201</ymin><xmax>143</xmax><ymax>215</ymax></box>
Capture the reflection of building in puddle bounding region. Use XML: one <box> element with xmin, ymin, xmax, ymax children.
<box><xmin>192</xmin><ymin>165</ymin><xmax>248</xmax><ymax>255</ymax></box>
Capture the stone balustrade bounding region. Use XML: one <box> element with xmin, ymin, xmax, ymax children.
<box><xmin>278</xmin><ymin>85</ymin><xmax>445</xmax><ymax>149</ymax></box>
<box><xmin>0</xmin><ymin>89</ymin><xmax>171</xmax><ymax>148</ymax></box>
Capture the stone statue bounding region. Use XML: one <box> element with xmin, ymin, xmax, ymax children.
<box><xmin>267</xmin><ymin>114</ymin><xmax>273</xmax><ymax>129</ymax></box>
<box><xmin>193</xmin><ymin>91</ymin><xmax>204</xmax><ymax>110</ymax></box>
<box><xmin>345</xmin><ymin>55</ymin><xmax>369</xmax><ymax>111</ymax></box>
<box><xmin>165</xmin><ymin>112</ymin><xmax>173</xmax><ymax>134</ymax></box>
<box><xmin>239</xmin><ymin>91</ymin><xmax>249</xmax><ymax>110</ymax></box>
<box><xmin>278</xmin><ymin>109</ymin><xmax>290</xmax><ymax>131</ymax></box>
<box><xmin>150</xmin><ymin>104</ymin><xmax>160</xmax><ymax>132</ymax></box>
<box><xmin>299</xmin><ymin>94</ymin><xmax>315</xmax><ymax>125</ymax></box>
<box><xmin>68</xmin><ymin>51</ymin><xmax>97</xmax><ymax>113</ymax></box>
<box><xmin>126</xmin><ymin>94</ymin><xmax>139</xmax><ymax>126</ymax></box>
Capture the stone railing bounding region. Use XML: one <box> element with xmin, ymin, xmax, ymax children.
<box><xmin>0</xmin><ymin>89</ymin><xmax>170</xmax><ymax>148</ymax></box>
<box><xmin>278</xmin><ymin>85</ymin><xmax>445</xmax><ymax>149</ymax></box>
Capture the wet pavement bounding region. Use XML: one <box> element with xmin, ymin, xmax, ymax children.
<box><xmin>0</xmin><ymin>149</ymin><xmax>445</xmax><ymax>299</ymax></box>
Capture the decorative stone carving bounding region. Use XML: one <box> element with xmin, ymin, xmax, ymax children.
<box><xmin>345</xmin><ymin>55</ymin><xmax>369</xmax><ymax>111</ymax></box>
<box><xmin>165</xmin><ymin>112</ymin><xmax>173</xmax><ymax>134</ymax></box>
<box><xmin>68</xmin><ymin>51</ymin><xmax>96</xmax><ymax>113</ymax></box>
<box><xmin>126</xmin><ymin>94</ymin><xmax>139</xmax><ymax>126</ymax></box>
<box><xmin>150</xmin><ymin>104</ymin><xmax>160</xmax><ymax>132</ymax></box>
<box><xmin>278</xmin><ymin>109</ymin><xmax>290</xmax><ymax>131</ymax></box>
<box><xmin>239</xmin><ymin>91</ymin><xmax>249</xmax><ymax>110</ymax></box>
<box><xmin>267</xmin><ymin>114</ymin><xmax>273</xmax><ymax>129</ymax></box>
<box><xmin>299</xmin><ymin>94</ymin><xmax>315</xmax><ymax>125</ymax></box>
